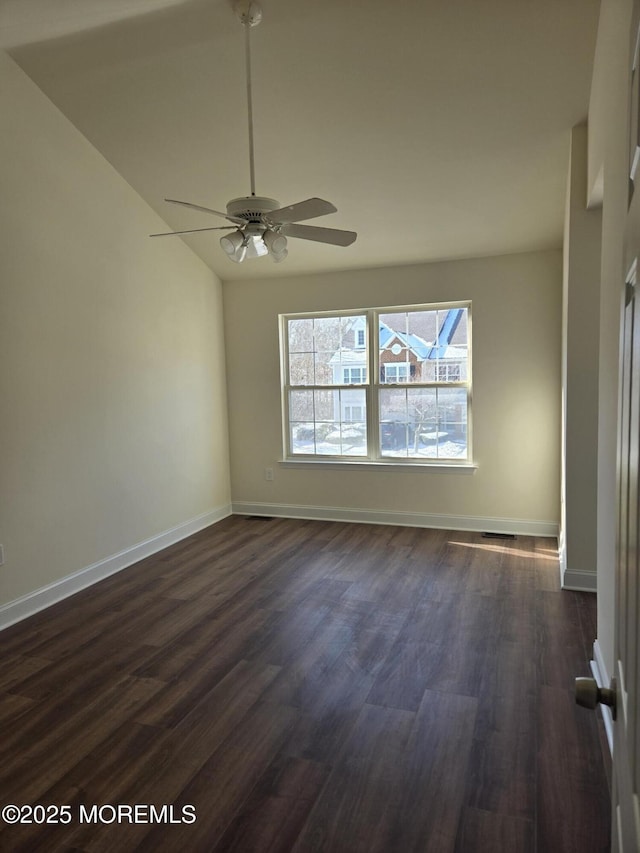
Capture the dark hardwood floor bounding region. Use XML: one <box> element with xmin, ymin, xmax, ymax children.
<box><xmin>0</xmin><ymin>517</ymin><xmax>611</xmax><ymax>852</ymax></box>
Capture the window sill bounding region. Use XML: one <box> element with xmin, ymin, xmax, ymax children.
<box><xmin>279</xmin><ymin>459</ymin><xmax>477</xmax><ymax>473</ymax></box>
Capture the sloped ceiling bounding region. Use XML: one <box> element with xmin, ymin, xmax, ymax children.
<box><xmin>3</xmin><ymin>0</ymin><xmax>600</xmax><ymax>280</ymax></box>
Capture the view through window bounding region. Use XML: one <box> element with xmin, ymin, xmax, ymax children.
<box><xmin>282</xmin><ymin>303</ymin><xmax>471</xmax><ymax>462</ymax></box>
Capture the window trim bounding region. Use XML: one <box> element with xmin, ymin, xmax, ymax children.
<box><xmin>280</xmin><ymin>301</ymin><xmax>472</xmax><ymax>465</ymax></box>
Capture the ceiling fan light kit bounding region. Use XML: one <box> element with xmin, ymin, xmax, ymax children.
<box><xmin>220</xmin><ymin>230</ymin><xmax>245</xmax><ymax>257</ymax></box>
<box><xmin>150</xmin><ymin>0</ymin><xmax>357</xmax><ymax>263</ymax></box>
<box><xmin>263</xmin><ymin>229</ymin><xmax>287</xmax><ymax>255</ymax></box>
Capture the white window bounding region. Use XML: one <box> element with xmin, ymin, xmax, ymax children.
<box><xmin>281</xmin><ymin>302</ymin><xmax>471</xmax><ymax>462</ymax></box>
<box><xmin>382</xmin><ymin>363</ymin><xmax>409</xmax><ymax>383</ymax></box>
<box><xmin>344</xmin><ymin>405</ymin><xmax>364</xmax><ymax>422</ymax></box>
<box><xmin>436</xmin><ymin>363</ymin><xmax>461</xmax><ymax>382</ymax></box>
<box><xmin>343</xmin><ymin>366</ymin><xmax>367</xmax><ymax>384</ymax></box>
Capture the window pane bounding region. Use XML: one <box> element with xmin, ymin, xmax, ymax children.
<box><xmin>289</xmin><ymin>388</ymin><xmax>366</xmax><ymax>456</ymax></box>
<box><xmin>379</xmin><ymin>388</ymin><xmax>410</xmax><ymax>456</ymax></box>
<box><xmin>313</xmin><ymin>316</ymin><xmax>342</xmax><ymax>351</ymax></box>
<box><xmin>436</xmin><ymin>387</ymin><xmax>468</xmax><ymax>459</ymax></box>
<box><xmin>288</xmin><ymin>318</ymin><xmax>313</xmax><ymax>353</ymax></box>
<box><xmin>289</xmin><ymin>315</ymin><xmax>367</xmax><ymax>386</ymax></box>
<box><xmin>289</xmin><ymin>389</ymin><xmax>314</xmax><ymax>422</ymax></box>
<box><xmin>289</xmin><ymin>352</ymin><xmax>314</xmax><ymax>385</ymax></box>
<box><xmin>313</xmin><ymin>389</ymin><xmax>367</xmax><ymax>455</ymax></box>
<box><xmin>429</xmin><ymin>307</ymin><xmax>469</xmax><ymax>384</ymax></box>
<box><xmin>289</xmin><ymin>390</ymin><xmax>320</xmax><ymax>454</ymax></box>
<box><xmin>409</xmin><ymin>387</ymin><xmax>439</xmax><ymax>457</ymax></box>
<box><xmin>381</xmin><ymin>307</ymin><xmax>469</xmax><ymax>385</ymax></box>
<box><xmin>289</xmin><ymin>389</ymin><xmax>315</xmax><ymax>454</ymax></box>
<box><xmin>380</xmin><ymin>387</ymin><xmax>467</xmax><ymax>458</ymax></box>
<box><xmin>333</xmin><ymin>316</ymin><xmax>367</xmax><ymax>385</ymax></box>
<box><xmin>381</xmin><ymin>310</ymin><xmax>431</xmax><ymax>385</ymax></box>
<box><xmin>314</xmin><ymin>351</ymin><xmax>337</xmax><ymax>385</ymax></box>
<box><xmin>380</xmin><ymin>310</ymin><xmax>438</xmax><ymax>340</ymax></box>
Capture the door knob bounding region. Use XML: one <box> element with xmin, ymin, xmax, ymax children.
<box><xmin>575</xmin><ymin>676</ymin><xmax>617</xmax><ymax>720</ymax></box>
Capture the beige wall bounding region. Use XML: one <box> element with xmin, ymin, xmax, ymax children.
<box><xmin>561</xmin><ymin>123</ymin><xmax>602</xmax><ymax>589</ymax></box>
<box><xmin>224</xmin><ymin>250</ymin><xmax>562</xmax><ymax>531</ymax></box>
<box><xmin>0</xmin><ymin>51</ymin><xmax>231</xmax><ymax>608</ymax></box>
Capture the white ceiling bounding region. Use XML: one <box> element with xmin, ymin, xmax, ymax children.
<box><xmin>3</xmin><ymin>0</ymin><xmax>600</xmax><ymax>281</ymax></box>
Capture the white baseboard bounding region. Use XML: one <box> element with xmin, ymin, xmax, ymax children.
<box><xmin>558</xmin><ymin>528</ymin><xmax>567</xmax><ymax>588</ymax></box>
<box><xmin>591</xmin><ymin>639</ymin><xmax>614</xmax><ymax>755</ymax></box>
<box><xmin>0</xmin><ymin>504</ymin><xmax>232</xmax><ymax>632</ymax></box>
<box><xmin>558</xmin><ymin>524</ymin><xmax>596</xmax><ymax>590</ymax></box>
<box><xmin>232</xmin><ymin>501</ymin><xmax>559</xmax><ymax>538</ymax></box>
<box><xmin>562</xmin><ymin>568</ymin><xmax>598</xmax><ymax>592</ymax></box>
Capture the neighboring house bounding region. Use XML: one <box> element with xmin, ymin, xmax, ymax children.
<box><xmin>329</xmin><ymin>309</ymin><xmax>468</xmax><ymax>439</ymax></box>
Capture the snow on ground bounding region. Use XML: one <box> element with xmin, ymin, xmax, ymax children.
<box><xmin>292</xmin><ymin>439</ymin><xmax>467</xmax><ymax>459</ymax></box>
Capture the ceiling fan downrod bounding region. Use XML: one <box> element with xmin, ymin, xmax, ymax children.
<box><xmin>151</xmin><ymin>0</ymin><xmax>356</xmax><ymax>261</ymax></box>
<box><xmin>234</xmin><ymin>1</ymin><xmax>263</xmax><ymax>197</ymax></box>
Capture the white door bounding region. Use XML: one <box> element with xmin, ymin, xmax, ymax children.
<box><xmin>614</xmin><ymin>5</ymin><xmax>640</xmax><ymax>846</ymax></box>
<box><xmin>615</xmin><ymin>263</ymin><xmax>640</xmax><ymax>852</ymax></box>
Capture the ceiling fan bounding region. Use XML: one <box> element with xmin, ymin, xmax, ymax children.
<box><xmin>150</xmin><ymin>0</ymin><xmax>357</xmax><ymax>264</ymax></box>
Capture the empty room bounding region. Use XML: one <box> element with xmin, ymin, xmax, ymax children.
<box><xmin>0</xmin><ymin>0</ymin><xmax>637</xmax><ymax>850</ymax></box>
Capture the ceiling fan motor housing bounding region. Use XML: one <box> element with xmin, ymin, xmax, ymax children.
<box><xmin>226</xmin><ymin>196</ymin><xmax>280</xmax><ymax>223</ymax></box>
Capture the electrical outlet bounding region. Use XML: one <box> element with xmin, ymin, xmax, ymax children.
<box><xmin>0</xmin><ymin>545</ymin><xmax>4</xmax><ymax>566</ymax></box>
<box><xmin>265</xmin><ymin>467</ymin><xmax>274</xmax><ymax>481</ymax></box>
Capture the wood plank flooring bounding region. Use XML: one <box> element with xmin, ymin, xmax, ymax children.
<box><xmin>0</xmin><ymin>517</ymin><xmax>611</xmax><ymax>852</ymax></box>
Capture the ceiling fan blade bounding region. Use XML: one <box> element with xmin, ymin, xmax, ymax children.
<box><xmin>267</xmin><ymin>197</ymin><xmax>337</xmax><ymax>224</ymax></box>
<box><xmin>281</xmin><ymin>223</ymin><xmax>357</xmax><ymax>246</ymax></box>
<box><xmin>150</xmin><ymin>225</ymin><xmax>237</xmax><ymax>237</ymax></box>
<box><xmin>164</xmin><ymin>198</ymin><xmax>245</xmax><ymax>225</ymax></box>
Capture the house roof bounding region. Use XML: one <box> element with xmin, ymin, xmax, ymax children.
<box><xmin>329</xmin><ymin>349</ymin><xmax>367</xmax><ymax>366</ymax></box>
<box><xmin>426</xmin><ymin>306</ymin><xmax>465</xmax><ymax>360</ymax></box>
<box><xmin>333</xmin><ymin>312</ymin><xmax>465</xmax><ymax>364</ymax></box>
<box><xmin>380</xmin><ymin>324</ymin><xmax>431</xmax><ymax>360</ymax></box>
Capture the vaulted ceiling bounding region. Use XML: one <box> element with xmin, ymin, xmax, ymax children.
<box><xmin>2</xmin><ymin>0</ymin><xmax>600</xmax><ymax>280</ymax></box>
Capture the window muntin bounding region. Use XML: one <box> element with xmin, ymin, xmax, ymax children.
<box><xmin>282</xmin><ymin>303</ymin><xmax>470</xmax><ymax>462</ymax></box>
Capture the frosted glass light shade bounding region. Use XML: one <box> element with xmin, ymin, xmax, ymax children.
<box><xmin>245</xmin><ymin>234</ymin><xmax>269</xmax><ymax>259</ymax></box>
<box><xmin>264</xmin><ymin>230</ymin><xmax>287</xmax><ymax>255</ymax></box>
<box><xmin>228</xmin><ymin>243</ymin><xmax>247</xmax><ymax>263</ymax></box>
<box><xmin>220</xmin><ymin>230</ymin><xmax>245</xmax><ymax>256</ymax></box>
